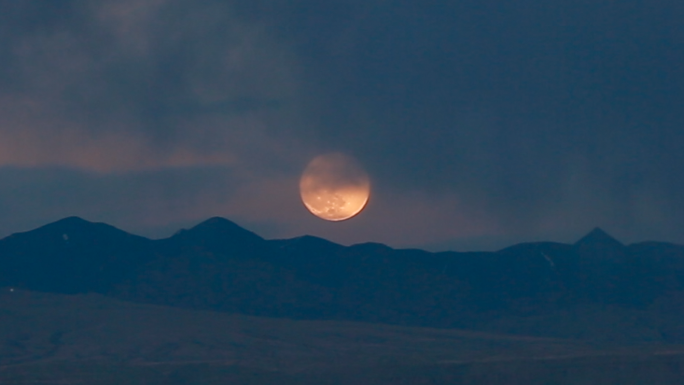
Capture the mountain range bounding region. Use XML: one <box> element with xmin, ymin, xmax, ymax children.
<box><xmin>1</xmin><ymin>216</ymin><xmax>684</xmax><ymax>343</ymax></box>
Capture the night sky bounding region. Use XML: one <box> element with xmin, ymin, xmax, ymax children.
<box><xmin>0</xmin><ymin>1</ymin><xmax>682</xmax><ymax>250</ymax></box>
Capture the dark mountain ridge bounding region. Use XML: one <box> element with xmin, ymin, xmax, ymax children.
<box><xmin>0</xmin><ymin>217</ymin><xmax>153</xmax><ymax>293</ymax></box>
<box><xmin>1</xmin><ymin>217</ymin><xmax>684</xmax><ymax>342</ymax></box>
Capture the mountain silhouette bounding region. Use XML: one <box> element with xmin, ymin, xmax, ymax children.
<box><xmin>1</xmin><ymin>218</ymin><xmax>684</xmax><ymax>342</ymax></box>
<box><xmin>574</xmin><ymin>227</ymin><xmax>626</xmax><ymax>265</ymax></box>
<box><xmin>575</xmin><ymin>227</ymin><xmax>624</xmax><ymax>248</ymax></box>
<box><xmin>175</xmin><ymin>216</ymin><xmax>264</xmax><ymax>245</ymax></box>
<box><xmin>0</xmin><ymin>217</ymin><xmax>152</xmax><ymax>293</ymax></box>
<box><xmin>567</xmin><ymin>227</ymin><xmax>630</xmax><ymax>303</ymax></box>
<box><xmin>159</xmin><ymin>216</ymin><xmax>266</xmax><ymax>258</ymax></box>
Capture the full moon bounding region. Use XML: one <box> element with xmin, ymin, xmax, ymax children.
<box><xmin>299</xmin><ymin>153</ymin><xmax>371</xmax><ymax>221</ymax></box>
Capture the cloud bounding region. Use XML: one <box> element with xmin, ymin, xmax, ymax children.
<box><xmin>0</xmin><ymin>1</ymin><xmax>682</xmax><ymax>249</ymax></box>
<box><xmin>0</xmin><ymin>0</ymin><xmax>304</xmax><ymax>172</ymax></box>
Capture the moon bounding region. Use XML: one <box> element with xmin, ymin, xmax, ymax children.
<box><xmin>299</xmin><ymin>153</ymin><xmax>371</xmax><ymax>221</ymax></box>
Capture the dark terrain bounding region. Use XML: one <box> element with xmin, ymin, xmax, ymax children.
<box><xmin>1</xmin><ymin>217</ymin><xmax>684</xmax><ymax>383</ymax></box>
<box><xmin>1</xmin><ymin>291</ymin><xmax>684</xmax><ymax>384</ymax></box>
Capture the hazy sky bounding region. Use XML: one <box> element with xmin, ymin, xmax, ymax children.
<box><xmin>0</xmin><ymin>1</ymin><xmax>682</xmax><ymax>250</ymax></box>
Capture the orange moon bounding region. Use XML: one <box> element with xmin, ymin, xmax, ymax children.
<box><xmin>299</xmin><ymin>153</ymin><xmax>371</xmax><ymax>221</ymax></box>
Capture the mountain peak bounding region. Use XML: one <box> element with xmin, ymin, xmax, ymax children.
<box><xmin>56</xmin><ymin>216</ymin><xmax>90</xmax><ymax>224</ymax></box>
<box><xmin>188</xmin><ymin>217</ymin><xmax>262</xmax><ymax>239</ymax></box>
<box><xmin>289</xmin><ymin>235</ymin><xmax>342</xmax><ymax>248</ymax></box>
<box><xmin>194</xmin><ymin>216</ymin><xmax>241</xmax><ymax>229</ymax></box>
<box><xmin>575</xmin><ymin>227</ymin><xmax>623</xmax><ymax>248</ymax></box>
<box><xmin>170</xmin><ymin>217</ymin><xmax>264</xmax><ymax>251</ymax></box>
<box><xmin>44</xmin><ymin>216</ymin><xmax>94</xmax><ymax>229</ymax></box>
<box><xmin>17</xmin><ymin>216</ymin><xmax>134</xmax><ymax>240</ymax></box>
<box><xmin>8</xmin><ymin>216</ymin><xmax>143</xmax><ymax>242</ymax></box>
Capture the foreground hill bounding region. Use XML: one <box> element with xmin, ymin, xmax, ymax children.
<box><xmin>1</xmin><ymin>291</ymin><xmax>684</xmax><ymax>385</ymax></box>
<box><xmin>1</xmin><ymin>217</ymin><xmax>684</xmax><ymax>343</ymax></box>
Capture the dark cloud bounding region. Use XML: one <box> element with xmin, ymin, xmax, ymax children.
<box><xmin>0</xmin><ymin>1</ymin><xmax>682</xmax><ymax>249</ymax></box>
<box><xmin>0</xmin><ymin>0</ymin><xmax>304</xmax><ymax>165</ymax></box>
<box><xmin>261</xmin><ymin>0</ymin><xmax>684</xmax><ymax>245</ymax></box>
